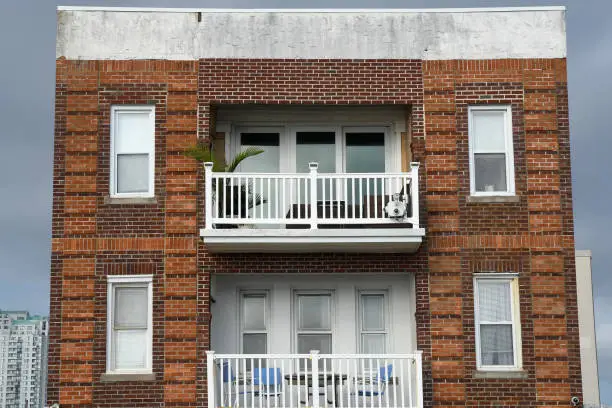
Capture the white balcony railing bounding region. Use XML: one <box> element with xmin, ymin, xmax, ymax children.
<box><xmin>204</xmin><ymin>163</ymin><xmax>419</xmax><ymax>230</ymax></box>
<box><xmin>206</xmin><ymin>351</ymin><xmax>424</xmax><ymax>408</ymax></box>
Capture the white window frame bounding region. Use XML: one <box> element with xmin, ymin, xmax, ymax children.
<box><xmin>110</xmin><ymin>105</ymin><xmax>155</xmax><ymax>198</ymax></box>
<box><xmin>238</xmin><ymin>291</ymin><xmax>270</xmax><ymax>354</ymax></box>
<box><xmin>106</xmin><ymin>275</ymin><xmax>153</xmax><ymax>374</ymax></box>
<box><xmin>473</xmin><ymin>273</ymin><xmax>522</xmax><ymax>371</ymax></box>
<box><xmin>468</xmin><ymin>105</ymin><xmax>515</xmax><ymax>196</ymax></box>
<box><xmin>357</xmin><ymin>290</ymin><xmax>389</xmax><ymax>354</ymax></box>
<box><xmin>293</xmin><ymin>290</ymin><xmax>334</xmax><ymax>354</ymax></box>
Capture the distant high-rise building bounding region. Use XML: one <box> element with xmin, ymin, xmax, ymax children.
<box><xmin>0</xmin><ymin>311</ymin><xmax>48</xmax><ymax>408</ymax></box>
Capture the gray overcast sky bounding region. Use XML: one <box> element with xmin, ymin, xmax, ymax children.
<box><xmin>1</xmin><ymin>0</ymin><xmax>610</xmax><ymax>402</ymax></box>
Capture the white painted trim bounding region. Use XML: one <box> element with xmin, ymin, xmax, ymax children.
<box><xmin>106</xmin><ymin>275</ymin><xmax>153</xmax><ymax>375</ymax></box>
<box><xmin>468</xmin><ymin>105</ymin><xmax>516</xmax><ymax>197</ymax></box>
<box><xmin>576</xmin><ymin>250</ymin><xmax>592</xmax><ymax>257</ymax></box>
<box><xmin>110</xmin><ymin>105</ymin><xmax>155</xmax><ymax>198</ymax></box>
<box><xmin>107</xmin><ymin>274</ymin><xmax>153</xmax><ymax>283</ymax></box>
<box><xmin>200</xmin><ymin>228</ymin><xmax>425</xmax><ymax>253</ymax></box>
<box><xmin>201</xmin><ymin>227</ymin><xmax>425</xmax><ymax>238</ymax></box>
<box><xmin>57</xmin><ymin>6</ymin><xmax>567</xmax><ymax>13</ymax></box>
<box><xmin>473</xmin><ymin>276</ymin><xmax>522</xmax><ymax>371</ymax></box>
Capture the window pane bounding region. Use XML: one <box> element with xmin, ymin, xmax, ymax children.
<box><xmin>243</xmin><ymin>333</ymin><xmax>267</xmax><ymax>354</ymax></box>
<box><xmin>362</xmin><ymin>334</ymin><xmax>385</xmax><ymax>354</ymax></box>
<box><xmin>114</xmin><ymin>330</ymin><xmax>147</xmax><ymax>369</ymax></box>
<box><xmin>478</xmin><ymin>281</ymin><xmax>512</xmax><ymax>322</ymax></box>
<box><xmin>472</xmin><ymin>110</ymin><xmax>506</xmax><ymax>152</ymax></box>
<box><xmin>114</xmin><ymin>287</ymin><xmax>148</xmax><ymax>329</ymax></box>
<box><xmin>345</xmin><ymin>133</ymin><xmax>385</xmax><ymax>173</ymax></box>
<box><xmin>243</xmin><ymin>295</ymin><xmax>266</xmax><ymax>331</ymax></box>
<box><xmin>117</xmin><ymin>154</ymin><xmax>149</xmax><ymax>193</ymax></box>
<box><xmin>299</xmin><ymin>295</ymin><xmax>331</xmax><ymax>330</ymax></box>
<box><xmin>296</xmin><ymin>132</ymin><xmax>336</xmax><ymax>173</ymax></box>
<box><xmin>474</xmin><ymin>153</ymin><xmax>507</xmax><ymax>192</ymax></box>
<box><xmin>115</xmin><ymin>110</ymin><xmax>153</xmax><ymax>153</ymax></box>
<box><xmin>361</xmin><ymin>295</ymin><xmax>385</xmax><ymax>331</ymax></box>
<box><xmin>297</xmin><ymin>334</ymin><xmax>332</xmax><ymax>354</ymax></box>
<box><xmin>480</xmin><ymin>324</ymin><xmax>514</xmax><ymax>366</ymax></box>
<box><xmin>239</xmin><ymin>133</ymin><xmax>280</xmax><ymax>173</ymax></box>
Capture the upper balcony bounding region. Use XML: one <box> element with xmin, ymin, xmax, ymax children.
<box><xmin>200</xmin><ymin>162</ymin><xmax>424</xmax><ymax>253</ymax></box>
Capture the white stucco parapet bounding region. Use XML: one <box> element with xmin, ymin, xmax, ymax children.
<box><xmin>56</xmin><ymin>7</ymin><xmax>566</xmax><ymax>61</ymax></box>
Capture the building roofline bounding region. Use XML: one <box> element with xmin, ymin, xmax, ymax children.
<box><xmin>576</xmin><ymin>250</ymin><xmax>592</xmax><ymax>257</ymax></box>
<box><xmin>57</xmin><ymin>6</ymin><xmax>566</xmax><ymax>13</ymax></box>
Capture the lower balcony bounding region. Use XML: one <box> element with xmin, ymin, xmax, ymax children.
<box><xmin>206</xmin><ymin>351</ymin><xmax>424</xmax><ymax>408</ymax></box>
<box><xmin>200</xmin><ymin>163</ymin><xmax>425</xmax><ymax>253</ymax></box>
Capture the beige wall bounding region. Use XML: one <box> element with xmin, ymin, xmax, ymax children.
<box><xmin>576</xmin><ymin>250</ymin><xmax>601</xmax><ymax>407</ymax></box>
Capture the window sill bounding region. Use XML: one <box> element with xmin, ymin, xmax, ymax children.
<box><xmin>472</xmin><ymin>370</ymin><xmax>528</xmax><ymax>379</ymax></box>
<box><xmin>104</xmin><ymin>196</ymin><xmax>157</xmax><ymax>205</ymax></box>
<box><xmin>466</xmin><ymin>195</ymin><xmax>520</xmax><ymax>204</ymax></box>
<box><xmin>100</xmin><ymin>373</ymin><xmax>156</xmax><ymax>382</ymax></box>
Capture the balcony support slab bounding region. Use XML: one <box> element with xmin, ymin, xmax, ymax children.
<box><xmin>200</xmin><ymin>227</ymin><xmax>425</xmax><ymax>253</ymax></box>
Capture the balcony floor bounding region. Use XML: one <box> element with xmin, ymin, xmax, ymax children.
<box><xmin>200</xmin><ymin>227</ymin><xmax>425</xmax><ymax>253</ymax></box>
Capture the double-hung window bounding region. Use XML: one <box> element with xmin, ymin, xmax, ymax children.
<box><xmin>110</xmin><ymin>105</ymin><xmax>155</xmax><ymax>197</ymax></box>
<box><xmin>358</xmin><ymin>292</ymin><xmax>388</xmax><ymax>354</ymax></box>
<box><xmin>106</xmin><ymin>275</ymin><xmax>153</xmax><ymax>374</ymax></box>
<box><xmin>474</xmin><ymin>275</ymin><xmax>521</xmax><ymax>370</ymax></box>
<box><xmin>240</xmin><ymin>292</ymin><xmax>269</xmax><ymax>354</ymax></box>
<box><xmin>468</xmin><ymin>106</ymin><xmax>515</xmax><ymax>196</ymax></box>
<box><xmin>295</xmin><ymin>292</ymin><xmax>333</xmax><ymax>370</ymax></box>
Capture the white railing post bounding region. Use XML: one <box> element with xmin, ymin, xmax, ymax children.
<box><xmin>415</xmin><ymin>350</ymin><xmax>423</xmax><ymax>408</ymax></box>
<box><xmin>204</xmin><ymin>162</ymin><xmax>214</xmax><ymax>230</ymax></box>
<box><xmin>410</xmin><ymin>162</ymin><xmax>420</xmax><ymax>229</ymax></box>
<box><xmin>206</xmin><ymin>350</ymin><xmax>215</xmax><ymax>408</ymax></box>
<box><xmin>310</xmin><ymin>350</ymin><xmax>320</xmax><ymax>408</ymax></box>
<box><xmin>309</xmin><ymin>163</ymin><xmax>319</xmax><ymax>229</ymax></box>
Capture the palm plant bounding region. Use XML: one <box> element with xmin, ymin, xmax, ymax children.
<box><xmin>185</xmin><ymin>143</ymin><xmax>267</xmax><ymax>220</ymax></box>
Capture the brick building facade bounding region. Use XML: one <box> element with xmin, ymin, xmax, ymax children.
<box><xmin>49</xmin><ymin>6</ymin><xmax>581</xmax><ymax>408</ymax></box>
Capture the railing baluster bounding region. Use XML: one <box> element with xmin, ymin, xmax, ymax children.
<box><xmin>343</xmin><ymin>177</ymin><xmax>348</xmax><ymax>219</ymax></box>
<box><xmin>309</xmin><ymin>163</ymin><xmax>318</xmax><ymax>229</ymax></box>
<box><xmin>258</xmin><ymin>357</ymin><xmax>263</xmax><ymax>408</ymax></box>
<box><xmin>238</xmin><ymin>175</ymin><xmax>243</xmax><ymax>221</ymax></box>
<box><xmin>260</xmin><ymin>177</ymin><xmax>265</xmax><ymax>221</ymax></box>
<box><xmin>377</xmin><ymin>357</ymin><xmax>382</xmax><ymax>408</ymax></box>
<box><xmin>415</xmin><ymin>352</ymin><xmax>423</xmax><ymax>408</ymax></box>
<box><xmin>297</xmin><ymin>357</ymin><xmax>301</xmax><ymax>407</ymax></box>
<box><xmin>384</xmin><ymin>358</ymin><xmax>390</xmax><ymax>408</ymax></box>
<box><xmin>399</xmin><ymin>357</ymin><xmax>405</xmax><ymax>408</ymax></box>
<box><xmin>351</xmin><ymin>177</ymin><xmax>356</xmax><ymax>219</ymax></box>
<box><xmin>323</xmin><ymin>357</ymin><xmax>328</xmax><ymax>406</ymax></box>
<box><xmin>380</xmin><ymin>177</ymin><xmax>386</xmax><ymax>220</ymax></box>
<box><xmin>321</xmin><ymin>177</ymin><xmax>326</xmax><ymax>220</ymax></box>
<box><xmin>369</xmin><ymin>357</ymin><xmax>374</xmax><ymax>408</ymax></box>
<box><xmin>219</xmin><ymin>357</ymin><xmax>224</xmax><ymax>408</ymax></box>
<box><xmin>406</xmin><ymin>358</ymin><xmax>413</xmax><ymax>408</ymax></box>
<box><xmin>267</xmin><ymin>178</ymin><xmax>271</xmax><ymax>221</ymax></box>
<box><xmin>410</xmin><ymin>163</ymin><xmax>420</xmax><ymax>229</ymax></box>
<box><xmin>297</xmin><ymin>177</ymin><xmax>302</xmax><ymax>220</ymax></box>
<box><xmin>215</xmin><ymin>174</ymin><xmax>219</xmax><ymax>220</ymax></box>
<box><xmin>392</xmin><ymin>358</ymin><xmax>397</xmax><ymax>408</ymax></box>
<box><xmin>206</xmin><ymin>351</ymin><xmax>215</xmax><ymax>408</ymax></box>
<box><xmin>289</xmin><ymin>177</ymin><xmax>294</xmax><ymax>220</ymax></box>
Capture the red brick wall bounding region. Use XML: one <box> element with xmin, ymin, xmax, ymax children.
<box><xmin>50</xmin><ymin>57</ymin><xmax>579</xmax><ymax>408</ymax></box>
<box><xmin>423</xmin><ymin>59</ymin><xmax>579</xmax><ymax>406</ymax></box>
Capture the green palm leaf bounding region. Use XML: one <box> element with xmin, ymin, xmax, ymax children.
<box><xmin>226</xmin><ymin>147</ymin><xmax>265</xmax><ymax>172</ymax></box>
